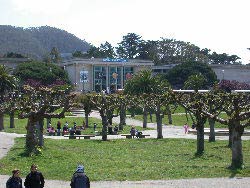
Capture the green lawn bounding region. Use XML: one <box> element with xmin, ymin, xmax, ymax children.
<box><xmin>133</xmin><ymin>113</ymin><xmax>229</xmax><ymax>128</ymax></box>
<box><xmin>1</xmin><ymin>138</ymin><xmax>250</xmax><ymax>181</ymax></box>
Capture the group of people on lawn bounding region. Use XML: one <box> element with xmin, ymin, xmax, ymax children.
<box><xmin>47</xmin><ymin>121</ymin><xmax>86</xmax><ymax>136</ymax></box>
<box><xmin>47</xmin><ymin>120</ymin><xmax>144</xmax><ymax>138</ymax></box>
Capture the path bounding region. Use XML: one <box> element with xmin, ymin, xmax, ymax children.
<box><xmin>1</xmin><ymin>111</ymin><xmax>250</xmax><ymax>187</ymax></box>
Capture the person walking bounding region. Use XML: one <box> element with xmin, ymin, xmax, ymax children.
<box><xmin>183</xmin><ymin>123</ymin><xmax>189</xmax><ymax>134</ymax></box>
<box><xmin>6</xmin><ymin>169</ymin><xmax>23</xmax><ymax>188</ymax></box>
<box><xmin>57</xmin><ymin>121</ymin><xmax>62</xmax><ymax>136</ymax></box>
<box><xmin>24</xmin><ymin>164</ymin><xmax>45</xmax><ymax>188</ymax></box>
<box><xmin>70</xmin><ymin>165</ymin><xmax>90</xmax><ymax>188</ymax></box>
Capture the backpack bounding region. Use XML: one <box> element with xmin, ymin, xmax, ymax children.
<box><xmin>74</xmin><ymin>174</ymin><xmax>88</xmax><ymax>188</ymax></box>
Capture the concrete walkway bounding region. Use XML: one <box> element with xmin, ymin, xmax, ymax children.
<box><xmin>1</xmin><ymin>111</ymin><xmax>250</xmax><ymax>187</ymax></box>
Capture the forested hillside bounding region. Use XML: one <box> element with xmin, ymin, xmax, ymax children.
<box><xmin>0</xmin><ymin>25</ymin><xmax>90</xmax><ymax>59</ymax></box>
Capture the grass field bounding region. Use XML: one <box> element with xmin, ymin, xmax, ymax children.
<box><xmin>133</xmin><ymin>113</ymin><xmax>229</xmax><ymax>128</ymax></box>
<box><xmin>1</xmin><ymin>138</ymin><xmax>250</xmax><ymax>181</ymax></box>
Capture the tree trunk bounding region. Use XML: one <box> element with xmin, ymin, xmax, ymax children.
<box><xmin>228</xmin><ymin>126</ymin><xmax>233</xmax><ymax>148</ymax></box>
<box><xmin>119</xmin><ymin>104</ymin><xmax>126</xmax><ymax>130</ymax></box>
<box><xmin>130</xmin><ymin>108</ymin><xmax>135</xmax><ymax>118</ymax></box>
<box><xmin>46</xmin><ymin>118</ymin><xmax>51</xmax><ymax>128</ymax></box>
<box><xmin>26</xmin><ymin>117</ymin><xmax>38</xmax><ymax>154</ymax></box>
<box><xmin>37</xmin><ymin>120</ymin><xmax>44</xmax><ymax>147</ymax></box>
<box><xmin>155</xmin><ymin>107</ymin><xmax>163</xmax><ymax>139</ymax></box>
<box><xmin>143</xmin><ymin>108</ymin><xmax>147</xmax><ymax>128</ymax></box>
<box><xmin>231</xmin><ymin>127</ymin><xmax>244</xmax><ymax>168</ymax></box>
<box><xmin>196</xmin><ymin>123</ymin><xmax>204</xmax><ymax>155</ymax></box>
<box><xmin>100</xmin><ymin>110</ymin><xmax>108</xmax><ymax>141</ymax></box>
<box><xmin>0</xmin><ymin>112</ymin><xmax>4</xmax><ymax>130</ymax></box>
<box><xmin>208</xmin><ymin>118</ymin><xmax>215</xmax><ymax>142</ymax></box>
<box><xmin>166</xmin><ymin>105</ymin><xmax>172</xmax><ymax>124</ymax></box>
<box><xmin>9</xmin><ymin>112</ymin><xmax>15</xmax><ymax>128</ymax></box>
<box><xmin>84</xmin><ymin>113</ymin><xmax>89</xmax><ymax>128</ymax></box>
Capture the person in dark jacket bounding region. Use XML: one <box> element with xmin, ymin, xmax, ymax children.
<box><xmin>6</xmin><ymin>169</ymin><xmax>23</xmax><ymax>188</ymax></box>
<box><xmin>70</xmin><ymin>165</ymin><xmax>90</xmax><ymax>188</ymax></box>
<box><xmin>24</xmin><ymin>164</ymin><xmax>45</xmax><ymax>188</ymax></box>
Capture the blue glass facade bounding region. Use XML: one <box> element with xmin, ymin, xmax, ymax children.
<box><xmin>93</xmin><ymin>66</ymin><xmax>133</xmax><ymax>92</ymax></box>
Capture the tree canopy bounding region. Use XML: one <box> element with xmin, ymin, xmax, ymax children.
<box><xmin>13</xmin><ymin>61</ymin><xmax>71</xmax><ymax>86</ymax></box>
<box><xmin>165</xmin><ymin>61</ymin><xmax>217</xmax><ymax>89</ymax></box>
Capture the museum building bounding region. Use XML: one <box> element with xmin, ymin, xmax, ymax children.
<box><xmin>62</xmin><ymin>58</ymin><xmax>154</xmax><ymax>92</ymax></box>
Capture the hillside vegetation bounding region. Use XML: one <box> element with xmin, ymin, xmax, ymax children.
<box><xmin>0</xmin><ymin>25</ymin><xmax>90</xmax><ymax>59</ymax></box>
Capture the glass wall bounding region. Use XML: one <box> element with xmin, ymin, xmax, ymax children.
<box><xmin>124</xmin><ymin>67</ymin><xmax>133</xmax><ymax>83</ymax></box>
<box><xmin>93</xmin><ymin>66</ymin><xmax>107</xmax><ymax>92</ymax></box>
<box><xmin>93</xmin><ymin>66</ymin><xmax>134</xmax><ymax>92</ymax></box>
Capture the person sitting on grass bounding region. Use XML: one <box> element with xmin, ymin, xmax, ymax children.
<box><xmin>76</xmin><ymin>126</ymin><xmax>81</xmax><ymax>135</ymax></box>
<box><xmin>62</xmin><ymin>124</ymin><xmax>69</xmax><ymax>136</ymax></box>
<box><xmin>136</xmin><ymin>130</ymin><xmax>143</xmax><ymax>138</ymax></box>
<box><xmin>48</xmin><ymin>126</ymin><xmax>55</xmax><ymax>136</ymax></box>
<box><xmin>69</xmin><ymin>127</ymin><xmax>76</xmax><ymax>136</ymax></box>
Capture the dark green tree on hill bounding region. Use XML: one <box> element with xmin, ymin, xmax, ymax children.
<box><xmin>50</xmin><ymin>47</ymin><xmax>61</xmax><ymax>63</ymax></box>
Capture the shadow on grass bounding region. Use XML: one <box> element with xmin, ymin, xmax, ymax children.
<box><xmin>227</xmin><ymin>164</ymin><xmax>246</xmax><ymax>178</ymax></box>
<box><xmin>194</xmin><ymin>151</ymin><xmax>204</xmax><ymax>158</ymax></box>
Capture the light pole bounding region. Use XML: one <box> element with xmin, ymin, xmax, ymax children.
<box><xmin>222</xmin><ymin>70</ymin><xmax>225</xmax><ymax>80</ymax></box>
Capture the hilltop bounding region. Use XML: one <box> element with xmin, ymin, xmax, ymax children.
<box><xmin>0</xmin><ymin>25</ymin><xmax>90</xmax><ymax>59</ymax></box>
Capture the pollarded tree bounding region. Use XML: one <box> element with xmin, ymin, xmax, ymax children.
<box><xmin>124</xmin><ymin>70</ymin><xmax>157</xmax><ymax>128</ymax></box>
<box><xmin>0</xmin><ymin>65</ymin><xmax>17</xmax><ymax>130</ymax></box>
<box><xmin>75</xmin><ymin>93</ymin><xmax>95</xmax><ymax>128</ymax></box>
<box><xmin>193</xmin><ymin>91</ymin><xmax>250</xmax><ymax>168</ymax></box>
<box><xmin>174</xmin><ymin>91</ymin><xmax>208</xmax><ymax>155</ymax></box>
<box><xmin>204</xmin><ymin>92</ymin><xmax>250</xmax><ymax>168</ymax></box>
<box><xmin>117</xmin><ymin>93</ymin><xmax>128</xmax><ymax>130</ymax></box>
<box><xmin>143</xmin><ymin>92</ymin><xmax>172</xmax><ymax>139</ymax></box>
<box><xmin>17</xmin><ymin>85</ymin><xmax>74</xmax><ymax>155</ymax></box>
<box><xmin>90</xmin><ymin>93</ymin><xmax>120</xmax><ymax>141</ymax></box>
<box><xmin>184</xmin><ymin>74</ymin><xmax>220</xmax><ymax>142</ymax></box>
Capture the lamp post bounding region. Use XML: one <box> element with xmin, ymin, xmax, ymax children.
<box><xmin>222</xmin><ymin>70</ymin><xmax>225</xmax><ymax>80</ymax></box>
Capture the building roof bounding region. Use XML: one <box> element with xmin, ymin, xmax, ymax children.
<box><xmin>62</xmin><ymin>58</ymin><xmax>154</xmax><ymax>67</ymax></box>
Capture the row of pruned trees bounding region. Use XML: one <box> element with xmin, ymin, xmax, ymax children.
<box><xmin>0</xmin><ymin>64</ymin><xmax>74</xmax><ymax>155</ymax></box>
<box><xmin>76</xmin><ymin>88</ymin><xmax>250</xmax><ymax>169</ymax></box>
<box><xmin>75</xmin><ymin>69</ymin><xmax>250</xmax><ymax>169</ymax></box>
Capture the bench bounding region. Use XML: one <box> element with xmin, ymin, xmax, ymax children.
<box><xmin>121</xmin><ymin>134</ymin><xmax>150</xmax><ymax>139</ymax></box>
<box><xmin>64</xmin><ymin>135</ymin><xmax>95</xmax><ymax>139</ymax></box>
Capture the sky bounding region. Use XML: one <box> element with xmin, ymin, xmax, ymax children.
<box><xmin>1</xmin><ymin>0</ymin><xmax>250</xmax><ymax>63</ymax></box>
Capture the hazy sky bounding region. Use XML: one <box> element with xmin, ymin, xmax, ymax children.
<box><xmin>1</xmin><ymin>0</ymin><xmax>250</xmax><ymax>63</ymax></box>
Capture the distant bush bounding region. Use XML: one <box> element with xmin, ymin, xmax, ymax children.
<box><xmin>218</xmin><ymin>80</ymin><xmax>250</xmax><ymax>92</ymax></box>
